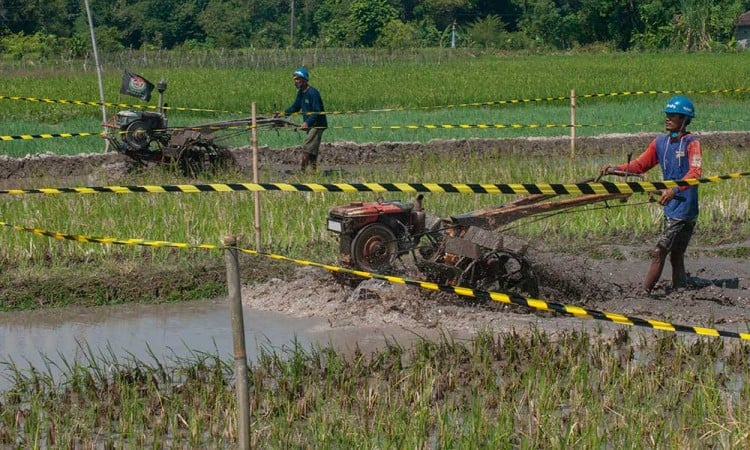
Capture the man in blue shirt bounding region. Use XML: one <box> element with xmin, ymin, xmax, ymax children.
<box><xmin>602</xmin><ymin>96</ymin><xmax>703</xmax><ymax>295</ymax></box>
<box><xmin>283</xmin><ymin>67</ymin><xmax>328</xmax><ymax>171</ymax></box>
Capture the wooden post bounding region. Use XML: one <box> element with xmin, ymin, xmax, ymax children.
<box><xmin>251</xmin><ymin>103</ymin><xmax>261</xmax><ymax>251</ymax></box>
<box><xmin>223</xmin><ymin>235</ymin><xmax>250</xmax><ymax>450</ymax></box>
<box><xmin>570</xmin><ymin>89</ymin><xmax>576</xmax><ymax>159</ymax></box>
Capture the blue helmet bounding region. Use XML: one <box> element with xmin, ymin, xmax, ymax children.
<box><xmin>293</xmin><ymin>67</ymin><xmax>309</xmax><ymax>81</ymax></box>
<box><xmin>664</xmin><ymin>96</ymin><xmax>695</xmax><ymax>118</ymax></box>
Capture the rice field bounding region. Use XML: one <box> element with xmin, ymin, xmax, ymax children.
<box><xmin>0</xmin><ymin>51</ymin><xmax>748</xmax><ymax>264</ymax></box>
<box><xmin>3</xmin><ymin>329</ymin><xmax>750</xmax><ymax>448</ymax></box>
<box><xmin>0</xmin><ymin>145</ymin><xmax>747</xmax><ymax>271</ymax></box>
<box><xmin>1</xmin><ymin>51</ymin><xmax>749</xmax><ymax>156</ymax></box>
<box><xmin>1</xmin><ymin>49</ymin><xmax>750</xmax><ymax>448</ymax></box>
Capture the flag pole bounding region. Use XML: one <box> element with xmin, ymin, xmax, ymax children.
<box><xmin>84</xmin><ymin>0</ymin><xmax>110</xmax><ymax>152</ymax></box>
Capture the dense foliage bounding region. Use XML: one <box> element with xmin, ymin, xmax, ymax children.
<box><xmin>0</xmin><ymin>0</ymin><xmax>748</xmax><ymax>58</ymax></box>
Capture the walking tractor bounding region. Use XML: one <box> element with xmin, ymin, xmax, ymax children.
<box><xmin>104</xmin><ymin>80</ymin><xmax>297</xmax><ymax>176</ymax></box>
<box><xmin>326</xmin><ymin>170</ymin><xmax>644</xmax><ymax>297</ymax></box>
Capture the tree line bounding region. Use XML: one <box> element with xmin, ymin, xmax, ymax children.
<box><xmin>1</xmin><ymin>0</ymin><xmax>748</xmax><ymax>60</ymax></box>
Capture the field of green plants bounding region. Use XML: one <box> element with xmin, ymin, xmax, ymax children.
<box><xmin>1</xmin><ymin>50</ymin><xmax>750</xmax><ymax>447</ymax></box>
<box><xmin>0</xmin><ymin>50</ymin><xmax>749</xmax><ymax>305</ymax></box>
<box><xmin>2</xmin><ymin>50</ymin><xmax>750</xmax><ymax>156</ymax></box>
<box><xmin>3</xmin><ymin>329</ymin><xmax>750</xmax><ymax>447</ymax></box>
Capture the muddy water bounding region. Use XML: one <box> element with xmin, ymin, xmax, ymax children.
<box><xmin>0</xmin><ymin>299</ymin><xmax>333</xmax><ymax>391</ymax></box>
<box><xmin>0</xmin><ymin>298</ymin><xmax>442</xmax><ymax>391</ymax></box>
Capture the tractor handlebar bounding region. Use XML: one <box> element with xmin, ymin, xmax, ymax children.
<box><xmin>577</xmin><ymin>169</ymin><xmax>645</xmax><ymax>184</ymax></box>
<box><xmin>584</xmin><ymin>168</ymin><xmax>645</xmax><ymax>183</ymax></box>
<box><xmin>603</xmin><ymin>168</ymin><xmax>645</xmax><ymax>179</ymax></box>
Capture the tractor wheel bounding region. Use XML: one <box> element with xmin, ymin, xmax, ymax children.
<box><xmin>123</xmin><ymin>120</ymin><xmax>153</xmax><ymax>151</ymax></box>
<box><xmin>178</xmin><ymin>143</ymin><xmax>234</xmax><ymax>177</ymax></box>
<box><xmin>477</xmin><ymin>251</ymin><xmax>539</xmax><ymax>298</ymax></box>
<box><xmin>178</xmin><ymin>144</ymin><xmax>212</xmax><ymax>177</ymax></box>
<box><xmin>351</xmin><ymin>223</ymin><xmax>398</xmax><ymax>273</ymax></box>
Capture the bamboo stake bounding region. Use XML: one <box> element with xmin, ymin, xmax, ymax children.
<box><xmin>84</xmin><ymin>0</ymin><xmax>109</xmax><ymax>152</ymax></box>
<box><xmin>570</xmin><ymin>88</ymin><xmax>576</xmax><ymax>159</ymax></box>
<box><xmin>223</xmin><ymin>235</ymin><xmax>250</xmax><ymax>450</ymax></box>
<box><xmin>252</xmin><ymin>103</ymin><xmax>261</xmax><ymax>251</ymax></box>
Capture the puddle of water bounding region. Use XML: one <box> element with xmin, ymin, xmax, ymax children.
<box><xmin>0</xmin><ymin>299</ymin><xmax>328</xmax><ymax>391</ymax></box>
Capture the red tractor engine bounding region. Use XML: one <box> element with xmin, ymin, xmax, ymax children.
<box><xmin>327</xmin><ymin>195</ymin><xmax>426</xmax><ymax>271</ymax></box>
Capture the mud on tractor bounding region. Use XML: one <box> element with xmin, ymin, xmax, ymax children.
<box><xmin>327</xmin><ymin>171</ymin><xmax>642</xmax><ymax>297</ymax></box>
<box><xmin>104</xmin><ymin>80</ymin><xmax>296</xmax><ymax>176</ymax></box>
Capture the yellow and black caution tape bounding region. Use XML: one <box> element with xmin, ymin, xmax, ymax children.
<box><xmin>1</xmin><ymin>219</ymin><xmax>747</xmax><ymax>340</ymax></box>
<box><xmin>0</xmin><ymin>173</ymin><xmax>747</xmax><ymax>197</ymax></box>
<box><xmin>0</xmin><ymin>131</ymin><xmax>102</xmax><ymax>141</ymax></box>
<box><xmin>354</xmin><ymin>87</ymin><xmax>750</xmax><ymax>115</ymax></box>
<box><xmin>7</xmin><ymin>118</ymin><xmax>750</xmax><ymax>142</ymax></box>
<box><xmin>4</xmin><ymin>123</ymin><xmax>571</xmax><ymax>141</ymax></box>
<box><xmin>336</xmin><ymin>123</ymin><xmax>571</xmax><ymax>130</ymax></box>
<box><xmin>0</xmin><ymin>95</ymin><xmax>241</xmax><ymax>115</ymax></box>
<box><xmin>578</xmin><ymin>87</ymin><xmax>750</xmax><ymax>100</ymax></box>
<box><xmin>0</xmin><ymin>123</ymin><xmax>287</xmax><ymax>142</ymax></box>
<box><xmin>2</xmin><ymin>122</ymin><xmax>564</xmax><ymax>142</ymax></box>
<box><xmin>5</xmin><ymin>87</ymin><xmax>748</xmax><ymax>118</ymax></box>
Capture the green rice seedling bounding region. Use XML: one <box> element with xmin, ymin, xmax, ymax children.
<box><xmin>5</xmin><ymin>330</ymin><xmax>750</xmax><ymax>446</ymax></box>
<box><xmin>2</xmin><ymin>51</ymin><xmax>750</xmax><ymax>157</ymax></box>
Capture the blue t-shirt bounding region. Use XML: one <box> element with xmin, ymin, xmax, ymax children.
<box><xmin>285</xmin><ymin>86</ymin><xmax>327</xmax><ymax>129</ymax></box>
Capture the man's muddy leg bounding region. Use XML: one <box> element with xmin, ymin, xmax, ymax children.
<box><xmin>670</xmin><ymin>251</ymin><xmax>687</xmax><ymax>289</ymax></box>
<box><xmin>644</xmin><ymin>245</ymin><xmax>668</xmax><ymax>294</ymax></box>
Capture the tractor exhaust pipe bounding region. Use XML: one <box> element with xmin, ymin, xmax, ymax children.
<box><xmin>157</xmin><ymin>79</ymin><xmax>168</xmax><ymax>126</ymax></box>
<box><xmin>413</xmin><ymin>194</ymin><xmax>426</xmax><ymax>234</ymax></box>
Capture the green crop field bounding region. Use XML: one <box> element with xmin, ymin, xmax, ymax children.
<box><xmin>0</xmin><ymin>50</ymin><xmax>748</xmax><ymax>291</ymax></box>
<box><xmin>1</xmin><ymin>50</ymin><xmax>750</xmax><ymax>156</ymax></box>
<box><xmin>2</xmin><ymin>50</ymin><xmax>750</xmax><ymax>448</ymax></box>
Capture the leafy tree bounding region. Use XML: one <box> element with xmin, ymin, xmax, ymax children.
<box><xmin>511</xmin><ymin>0</ymin><xmax>568</xmax><ymax>48</ymax></box>
<box><xmin>249</xmin><ymin>0</ymin><xmax>294</xmax><ymax>48</ymax></box>
<box><xmin>2</xmin><ymin>0</ymin><xmax>749</xmax><ymax>53</ymax></box>
<box><xmin>416</xmin><ymin>0</ymin><xmax>476</xmax><ymax>30</ymax></box>
<box><xmin>315</xmin><ymin>0</ymin><xmax>355</xmax><ymax>46</ymax></box>
<box><xmin>0</xmin><ymin>31</ymin><xmax>60</xmax><ymax>59</ymax></box>
<box><xmin>631</xmin><ymin>0</ymin><xmax>749</xmax><ymax>50</ymax></box>
<box><xmin>570</xmin><ymin>0</ymin><xmax>639</xmax><ymax>50</ymax></box>
<box><xmin>470</xmin><ymin>0</ymin><xmax>520</xmax><ymax>31</ymax></box>
<box><xmin>36</xmin><ymin>0</ymin><xmax>80</xmax><ymax>38</ymax></box>
<box><xmin>199</xmin><ymin>0</ymin><xmax>262</xmax><ymax>48</ymax></box>
<box><xmin>138</xmin><ymin>0</ymin><xmax>206</xmax><ymax>48</ymax></box>
<box><xmin>73</xmin><ymin>0</ymin><xmax>150</xmax><ymax>50</ymax></box>
<box><xmin>466</xmin><ymin>14</ymin><xmax>507</xmax><ymax>49</ymax></box>
<box><xmin>349</xmin><ymin>0</ymin><xmax>398</xmax><ymax>46</ymax></box>
<box><xmin>673</xmin><ymin>0</ymin><xmax>746</xmax><ymax>50</ymax></box>
<box><xmin>296</xmin><ymin>0</ymin><xmax>326</xmax><ymax>47</ymax></box>
<box><xmin>375</xmin><ymin>19</ymin><xmax>421</xmax><ymax>48</ymax></box>
<box><xmin>90</xmin><ymin>25</ymin><xmax>126</xmax><ymax>53</ymax></box>
<box><xmin>0</xmin><ymin>0</ymin><xmax>39</xmax><ymax>35</ymax></box>
<box><xmin>630</xmin><ymin>0</ymin><xmax>675</xmax><ymax>49</ymax></box>
<box><xmin>414</xmin><ymin>19</ymin><xmax>442</xmax><ymax>46</ymax></box>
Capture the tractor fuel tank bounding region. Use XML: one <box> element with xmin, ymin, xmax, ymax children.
<box><xmin>327</xmin><ymin>200</ymin><xmax>414</xmax><ymax>236</ymax></box>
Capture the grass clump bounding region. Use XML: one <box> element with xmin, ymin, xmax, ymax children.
<box><xmin>3</xmin><ymin>329</ymin><xmax>750</xmax><ymax>447</ymax></box>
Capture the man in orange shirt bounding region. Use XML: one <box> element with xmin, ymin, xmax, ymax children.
<box><xmin>602</xmin><ymin>96</ymin><xmax>702</xmax><ymax>295</ymax></box>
